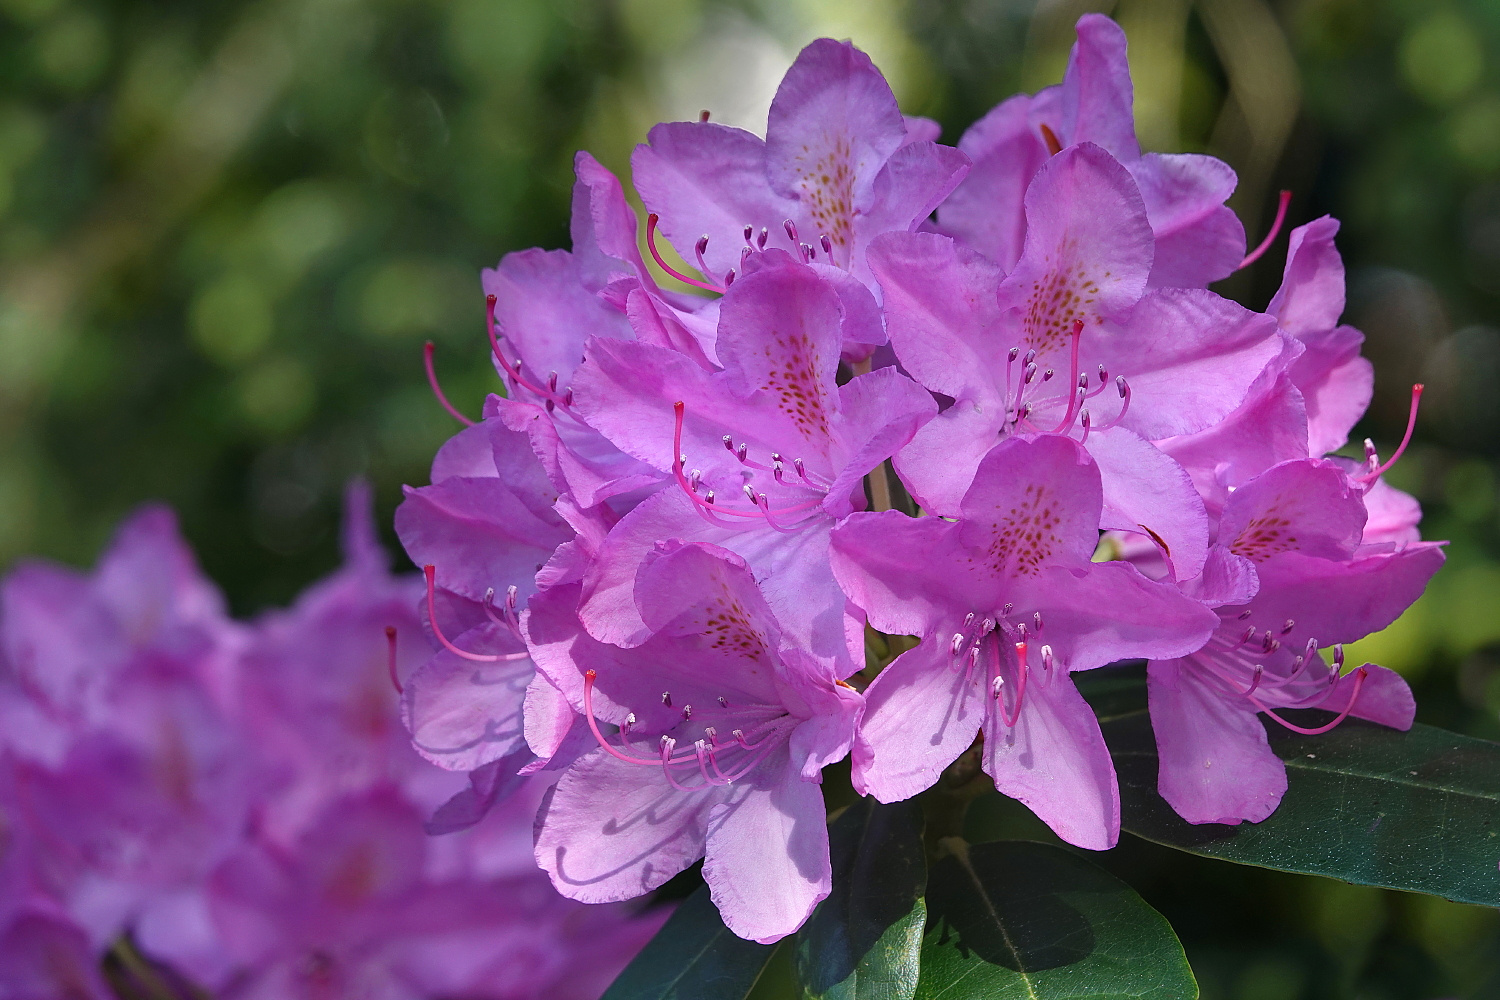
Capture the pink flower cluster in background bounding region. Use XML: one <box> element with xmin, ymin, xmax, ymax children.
<box><xmin>404</xmin><ymin>13</ymin><xmax>1443</xmax><ymax>946</ymax></box>
<box><xmin>0</xmin><ymin>487</ymin><xmax>664</xmax><ymax>998</ymax></box>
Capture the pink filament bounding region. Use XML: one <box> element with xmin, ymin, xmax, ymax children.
<box><xmin>485</xmin><ymin>295</ymin><xmax>569</xmax><ymax>409</ymax></box>
<box><xmin>671</xmin><ymin>402</ymin><xmax>826</xmax><ymax>524</ymax></box>
<box><xmin>423</xmin><ymin>565</ymin><xmax>532</xmax><ymax>664</ymax></box>
<box><xmin>1239</xmin><ymin>190</ymin><xmax>1293</xmax><ymax>269</ymax></box>
<box><xmin>647</xmin><ymin>214</ymin><xmax>724</xmax><ymax>294</ymax></box>
<box><xmin>385</xmin><ymin>625</ymin><xmax>403</xmax><ymax>694</ymax></box>
<box><xmin>1361</xmin><ymin>384</ymin><xmax>1424</xmax><ymax>482</ymax></box>
<box><xmin>424</xmin><ymin>342</ymin><xmax>475</xmax><ymax>426</ymax></box>
<box><xmin>1049</xmin><ymin>321</ymin><xmax>1086</xmax><ymax>433</ymax></box>
<box><xmin>1003</xmin><ymin>641</ymin><xmax>1030</xmax><ymax>727</ymax></box>
<box><xmin>1251</xmin><ymin>666</ymin><xmax>1368</xmax><ymax>736</ymax></box>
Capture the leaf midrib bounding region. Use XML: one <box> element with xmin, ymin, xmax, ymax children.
<box><xmin>950</xmin><ymin>845</ymin><xmax>1039</xmax><ymax>1000</ymax></box>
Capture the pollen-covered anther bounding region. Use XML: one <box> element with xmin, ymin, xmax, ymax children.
<box><xmin>661</xmin><ymin>691</ymin><xmax>672</xmax><ymax>708</ymax></box>
<box><xmin>1281</xmin><ymin>619</ymin><xmax>1296</xmax><ymax>635</ymax></box>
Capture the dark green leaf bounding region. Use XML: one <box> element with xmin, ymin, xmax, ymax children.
<box><xmin>797</xmin><ymin>799</ymin><xmax>928</xmax><ymax>1000</ymax></box>
<box><xmin>1106</xmin><ymin>711</ymin><xmax>1500</xmax><ymax>906</ymax></box>
<box><xmin>1073</xmin><ymin>661</ymin><xmax>1148</xmax><ymax>721</ymax></box>
<box><xmin>914</xmin><ymin>840</ymin><xmax>1197</xmax><ymax>999</ymax></box>
<box><xmin>603</xmin><ymin>885</ymin><xmax>778</xmax><ymax>1000</ymax></box>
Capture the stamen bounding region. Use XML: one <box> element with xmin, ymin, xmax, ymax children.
<box><xmin>718</xmin><ymin>696</ymin><xmax>729</xmax><ymax>708</ymax></box>
<box><xmin>1244</xmin><ymin>664</ymin><xmax>1264</xmax><ymax>697</ymax></box>
<box><xmin>646</xmin><ymin>214</ymin><xmax>724</xmax><ymax>294</ymax></box>
<box><xmin>1033</xmin><ymin>612</ymin><xmax>1044</xmax><ymax>633</ymax></box>
<box><xmin>385</xmin><ymin>626</ymin><xmax>402</xmax><ymax>694</ymax></box>
<box><xmin>998</xmin><ymin>641</ymin><xmax>1030</xmax><ymax>728</ymax></box>
<box><xmin>695</xmin><ymin>235</ymin><xmax>712</xmax><ymax>278</ymax></box>
<box><xmin>581</xmin><ymin>670</ymin><xmax>676</xmax><ymax>767</ymax></box>
<box><xmin>784</xmin><ymin>220</ymin><xmax>798</xmax><ymax>243</ymax></box>
<box><xmin>682</xmin><ymin>705</ymin><xmax>693</xmax><ymax>720</ymax></box>
<box><xmin>485</xmin><ymin>295</ymin><xmax>568</xmax><ymax>408</ymax></box>
<box><xmin>423</xmin><ymin>566</ymin><xmax>530</xmax><ymax>663</ymax></box>
<box><xmin>743</xmin><ymin>224</ymin><xmax>754</xmax><ymax>246</ymax></box>
<box><xmin>1238</xmin><ymin>190</ymin><xmax>1293</xmax><ymax>269</ymax></box>
<box><xmin>1253</xmin><ymin>667</ymin><xmax>1368</xmax><ymax>735</ymax></box>
<box><xmin>699</xmin><ymin>110</ymin><xmax>710</xmax><ymax>122</ymax></box>
<box><xmin>662</xmin><ymin>691</ymin><xmax>672</xmax><ymax>708</ymax></box>
<box><xmin>1360</xmin><ymin>384</ymin><xmax>1424</xmax><ymax>482</ymax></box>
<box><xmin>1281</xmin><ymin>619</ymin><xmax>1296</xmax><ymax>635</ymax></box>
<box><xmin>820</xmin><ymin>234</ymin><xmax>833</xmax><ymax>256</ymax></box>
<box><xmin>423</xmin><ymin>342</ymin><xmax>475</xmax><ymax>427</ymax></box>
<box><xmin>757</xmin><ymin>227</ymin><xmax>768</xmax><ymax>249</ymax></box>
<box><xmin>951</xmin><ymin>632</ymin><xmax>966</xmax><ymax>656</ymax></box>
<box><xmin>1048</xmin><ymin>320</ymin><xmax>1087</xmax><ymax>433</ymax></box>
<box><xmin>1238</xmin><ymin>609</ymin><xmax>1253</xmax><ymax>620</ymax></box>
<box><xmin>1096</xmin><ymin>376</ymin><xmax>1132</xmax><ymax>431</ymax></box>
<box><xmin>1078</xmin><ymin>408</ymin><xmax>1091</xmax><ymax>445</ymax></box>
<box><xmin>1040</xmin><ymin>644</ymin><xmax>1054</xmax><ymax>673</ymax></box>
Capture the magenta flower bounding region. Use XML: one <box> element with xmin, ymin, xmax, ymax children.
<box><xmin>631</xmin><ymin>37</ymin><xmax>969</xmax><ymax>319</ymax></box>
<box><xmin>1146</xmin><ymin>459</ymin><xmax>1445</xmax><ymax>825</ymax></box>
<box><xmin>204</xmin><ymin>788</ymin><xmax>666</xmax><ymax>1000</ymax></box>
<box><xmin>0</xmin><ymin>507</ymin><xmax>255</xmax><ymax>948</ymax></box>
<box><xmin>937</xmin><ymin>13</ymin><xmax>1245</xmax><ymax>288</ymax></box>
<box><xmin>481</xmin><ymin>153</ymin><xmax>696</xmax><ymax>511</ymax></box>
<box><xmin>872</xmin><ymin>142</ymin><xmax>1284</xmax><ymax>579</ymax></box>
<box><xmin>527</xmin><ymin>541</ymin><xmax>861</xmax><ymax>944</ymax></box>
<box><xmin>569</xmin><ymin>254</ymin><xmax>933</xmax><ymax>669</ymax></box>
<box><xmin>1162</xmin><ymin>218</ymin><xmax>1396</xmax><ymax>509</ymax></box>
<box><xmin>830</xmin><ymin>435</ymin><xmax>1218</xmax><ymax>849</ymax></box>
<box><xmin>395</xmin><ymin>410</ymin><xmax>581</xmax><ymax>782</ymax></box>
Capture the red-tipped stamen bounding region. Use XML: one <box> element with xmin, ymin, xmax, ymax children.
<box><xmin>385</xmin><ymin>626</ymin><xmax>403</xmax><ymax>694</ymax></box>
<box><xmin>646</xmin><ymin>214</ymin><xmax>724</xmax><ymax>294</ymax></box>
<box><xmin>1361</xmin><ymin>384</ymin><xmax>1424</xmax><ymax>482</ymax></box>
<box><xmin>424</xmin><ymin>342</ymin><xmax>475</xmax><ymax>426</ymax></box>
<box><xmin>484</xmin><ymin>295</ymin><xmax>570</xmax><ymax>409</ymax></box>
<box><xmin>1251</xmin><ymin>666</ymin><xmax>1368</xmax><ymax>735</ymax></box>
<box><xmin>1238</xmin><ymin>190</ymin><xmax>1293</xmax><ymax>269</ymax></box>
<box><xmin>423</xmin><ymin>565</ymin><xmax>530</xmax><ymax>663</ymax></box>
<box><xmin>670</xmin><ymin>402</ymin><xmax>828</xmax><ymax>525</ymax></box>
<box><xmin>582</xmin><ymin>671</ymin><xmax>676</xmax><ymax>767</ymax></box>
<box><xmin>1001</xmin><ymin>641</ymin><xmax>1030</xmax><ymax>727</ymax></box>
<box><xmin>1049</xmin><ymin>320</ymin><xmax>1087</xmax><ymax>433</ymax></box>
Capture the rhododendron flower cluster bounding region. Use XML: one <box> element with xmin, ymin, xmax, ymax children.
<box><xmin>405</xmin><ymin>12</ymin><xmax>1442</xmax><ymax>947</ymax></box>
<box><xmin>0</xmin><ymin>488</ymin><xmax>664</xmax><ymax>998</ymax></box>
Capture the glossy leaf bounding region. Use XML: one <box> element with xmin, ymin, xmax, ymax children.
<box><xmin>603</xmin><ymin>885</ymin><xmax>779</xmax><ymax>1000</ymax></box>
<box><xmin>914</xmin><ymin>840</ymin><xmax>1197</xmax><ymax>999</ymax></box>
<box><xmin>797</xmin><ymin>799</ymin><xmax>927</xmax><ymax>1000</ymax></box>
<box><xmin>1106</xmin><ymin>710</ymin><xmax>1500</xmax><ymax>906</ymax></box>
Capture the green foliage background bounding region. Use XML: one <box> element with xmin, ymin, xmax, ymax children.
<box><xmin>4</xmin><ymin>0</ymin><xmax>1500</xmax><ymax>996</ymax></box>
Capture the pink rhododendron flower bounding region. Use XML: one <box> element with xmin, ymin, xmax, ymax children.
<box><xmin>632</xmin><ymin>37</ymin><xmax>969</xmax><ymax>327</ymax></box>
<box><xmin>1145</xmin><ymin>459</ymin><xmax>1444</xmax><ymax>825</ymax></box>
<box><xmin>937</xmin><ymin>13</ymin><xmax>1245</xmax><ymax>288</ymax></box>
<box><xmin>831</xmin><ymin>435</ymin><xmax>1218</xmax><ymax>848</ymax></box>
<box><xmin>570</xmin><ymin>253</ymin><xmax>933</xmax><ymax>670</ymax></box>
<box><xmin>528</xmin><ymin>542</ymin><xmax>861</xmax><ymax>943</ymax></box>
<box><xmin>873</xmin><ymin>142</ymin><xmax>1284</xmax><ymax>578</ymax></box>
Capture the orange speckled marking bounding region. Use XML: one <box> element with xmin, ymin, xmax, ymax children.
<box><xmin>698</xmin><ymin>594</ymin><xmax>767</xmax><ymax>660</ymax></box>
<box><xmin>1230</xmin><ymin>513</ymin><xmax>1298</xmax><ymax>561</ymax></box>
<box><xmin>981</xmin><ymin>483</ymin><xmax>1062</xmax><ymax>577</ymax></box>
<box><xmin>793</xmin><ymin>135</ymin><xmax>856</xmax><ymax>255</ymax></box>
<box><xmin>762</xmin><ymin>329</ymin><xmax>830</xmax><ymax>439</ymax></box>
<box><xmin>1024</xmin><ymin>243</ymin><xmax>1101</xmax><ymax>355</ymax></box>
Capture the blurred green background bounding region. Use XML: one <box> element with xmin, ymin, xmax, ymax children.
<box><xmin>3</xmin><ymin>0</ymin><xmax>1500</xmax><ymax>996</ymax></box>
